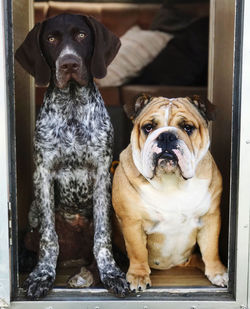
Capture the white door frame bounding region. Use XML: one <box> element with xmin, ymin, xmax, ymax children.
<box><xmin>0</xmin><ymin>0</ymin><xmax>11</xmax><ymax>307</ymax></box>
<box><xmin>241</xmin><ymin>0</ymin><xmax>250</xmax><ymax>305</ymax></box>
<box><xmin>1</xmin><ymin>0</ymin><xmax>250</xmax><ymax>308</ymax></box>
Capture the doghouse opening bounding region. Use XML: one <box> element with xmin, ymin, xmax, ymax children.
<box><xmin>12</xmin><ymin>0</ymin><xmax>235</xmax><ymax>299</ymax></box>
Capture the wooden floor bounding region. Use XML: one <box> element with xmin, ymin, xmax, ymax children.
<box><xmin>20</xmin><ymin>266</ymin><xmax>211</xmax><ymax>288</ymax></box>
<box><xmin>150</xmin><ymin>267</ymin><xmax>211</xmax><ymax>287</ymax></box>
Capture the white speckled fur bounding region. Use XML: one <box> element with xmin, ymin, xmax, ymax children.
<box><xmin>18</xmin><ymin>13</ymin><xmax>128</xmax><ymax>299</ymax></box>
<box><xmin>25</xmin><ymin>83</ymin><xmax>127</xmax><ymax>298</ymax></box>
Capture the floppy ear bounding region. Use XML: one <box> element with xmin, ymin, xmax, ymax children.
<box><xmin>15</xmin><ymin>22</ymin><xmax>51</xmax><ymax>87</ymax></box>
<box><xmin>124</xmin><ymin>93</ymin><xmax>153</xmax><ymax>121</ymax></box>
<box><xmin>85</xmin><ymin>16</ymin><xmax>121</xmax><ymax>79</ymax></box>
<box><xmin>187</xmin><ymin>95</ymin><xmax>216</xmax><ymax>122</ymax></box>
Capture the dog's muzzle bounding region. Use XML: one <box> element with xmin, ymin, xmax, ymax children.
<box><xmin>151</xmin><ymin>132</ymin><xmax>178</xmax><ymax>169</ymax></box>
<box><xmin>59</xmin><ymin>55</ymin><xmax>80</xmax><ymax>74</ymax></box>
<box><xmin>56</xmin><ymin>53</ymin><xmax>87</xmax><ymax>88</ymax></box>
<box><xmin>153</xmin><ymin>131</ymin><xmax>179</xmax><ymax>172</ymax></box>
<box><xmin>155</xmin><ymin>131</ymin><xmax>178</xmax><ymax>162</ymax></box>
<box><xmin>134</xmin><ymin>127</ymin><xmax>195</xmax><ymax>181</ymax></box>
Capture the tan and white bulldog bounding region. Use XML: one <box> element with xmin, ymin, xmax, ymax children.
<box><xmin>112</xmin><ymin>95</ymin><xmax>228</xmax><ymax>292</ymax></box>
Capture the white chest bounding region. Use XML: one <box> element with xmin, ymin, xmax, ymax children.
<box><xmin>140</xmin><ymin>175</ymin><xmax>211</xmax><ymax>225</ymax></box>
<box><xmin>139</xmin><ymin>175</ymin><xmax>211</xmax><ymax>268</ymax></box>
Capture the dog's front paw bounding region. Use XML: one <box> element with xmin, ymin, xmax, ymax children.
<box><xmin>126</xmin><ymin>271</ymin><xmax>151</xmax><ymax>292</ymax></box>
<box><xmin>205</xmin><ymin>263</ymin><xmax>228</xmax><ymax>287</ymax></box>
<box><xmin>23</xmin><ymin>265</ymin><xmax>55</xmax><ymax>299</ymax></box>
<box><xmin>207</xmin><ymin>271</ymin><xmax>228</xmax><ymax>287</ymax></box>
<box><xmin>101</xmin><ymin>269</ymin><xmax>130</xmax><ymax>297</ymax></box>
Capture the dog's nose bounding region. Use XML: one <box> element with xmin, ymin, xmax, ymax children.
<box><xmin>157</xmin><ymin>131</ymin><xmax>178</xmax><ymax>151</ymax></box>
<box><xmin>59</xmin><ymin>54</ymin><xmax>80</xmax><ymax>74</ymax></box>
<box><xmin>157</xmin><ymin>132</ymin><xmax>177</xmax><ymax>144</ymax></box>
<box><xmin>60</xmin><ymin>60</ymin><xmax>80</xmax><ymax>73</ymax></box>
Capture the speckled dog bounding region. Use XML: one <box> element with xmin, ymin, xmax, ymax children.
<box><xmin>15</xmin><ymin>13</ymin><xmax>128</xmax><ymax>299</ymax></box>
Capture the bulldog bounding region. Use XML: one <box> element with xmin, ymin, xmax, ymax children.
<box><xmin>112</xmin><ymin>94</ymin><xmax>228</xmax><ymax>292</ymax></box>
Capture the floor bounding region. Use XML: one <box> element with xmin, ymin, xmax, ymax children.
<box><xmin>20</xmin><ymin>265</ymin><xmax>211</xmax><ymax>288</ymax></box>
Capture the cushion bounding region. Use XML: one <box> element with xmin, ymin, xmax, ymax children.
<box><xmin>96</xmin><ymin>25</ymin><xmax>173</xmax><ymax>87</ymax></box>
<box><xmin>130</xmin><ymin>17</ymin><xmax>209</xmax><ymax>86</ymax></box>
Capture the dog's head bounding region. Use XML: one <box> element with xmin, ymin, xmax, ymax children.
<box><xmin>125</xmin><ymin>95</ymin><xmax>215</xmax><ymax>180</ymax></box>
<box><xmin>15</xmin><ymin>13</ymin><xmax>121</xmax><ymax>88</ymax></box>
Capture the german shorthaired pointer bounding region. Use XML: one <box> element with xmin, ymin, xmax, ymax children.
<box><xmin>15</xmin><ymin>13</ymin><xmax>129</xmax><ymax>299</ymax></box>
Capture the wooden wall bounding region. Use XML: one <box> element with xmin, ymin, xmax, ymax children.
<box><xmin>208</xmin><ymin>0</ymin><xmax>236</xmax><ymax>264</ymax></box>
<box><xmin>13</xmin><ymin>0</ymin><xmax>35</xmax><ymax>230</ymax></box>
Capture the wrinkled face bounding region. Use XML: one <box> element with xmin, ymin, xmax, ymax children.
<box><xmin>131</xmin><ymin>97</ymin><xmax>210</xmax><ymax>180</ymax></box>
<box><xmin>40</xmin><ymin>14</ymin><xmax>94</xmax><ymax>88</ymax></box>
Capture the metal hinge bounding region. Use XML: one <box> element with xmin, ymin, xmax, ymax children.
<box><xmin>8</xmin><ymin>201</ymin><xmax>12</xmax><ymax>247</ymax></box>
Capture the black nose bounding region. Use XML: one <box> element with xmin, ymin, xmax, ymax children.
<box><xmin>157</xmin><ymin>131</ymin><xmax>177</xmax><ymax>152</ymax></box>
<box><xmin>157</xmin><ymin>132</ymin><xmax>177</xmax><ymax>143</ymax></box>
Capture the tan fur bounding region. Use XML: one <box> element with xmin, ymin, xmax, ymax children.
<box><xmin>112</xmin><ymin>97</ymin><xmax>227</xmax><ymax>291</ymax></box>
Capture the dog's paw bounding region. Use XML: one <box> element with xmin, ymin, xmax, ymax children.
<box><xmin>23</xmin><ymin>265</ymin><xmax>55</xmax><ymax>299</ymax></box>
<box><xmin>205</xmin><ymin>262</ymin><xmax>228</xmax><ymax>287</ymax></box>
<box><xmin>67</xmin><ymin>267</ymin><xmax>93</xmax><ymax>288</ymax></box>
<box><xmin>126</xmin><ymin>272</ymin><xmax>151</xmax><ymax>292</ymax></box>
<box><xmin>101</xmin><ymin>270</ymin><xmax>130</xmax><ymax>297</ymax></box>
<box><xmin>207</xmin><ymin>271</ymin><xmax>228</xmax><ymax>287</ymax></box>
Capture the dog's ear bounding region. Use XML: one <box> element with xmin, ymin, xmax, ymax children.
<box><xmin>187</xmin><ymin>95</ymin><xmax>216</xmax><ymax>122</ymax></box>
<box><xmin>124</xmin><ymin>93</ymin><xmax>153</xmax><ymax>122</ymax></box>
<box><xmin>15</xmin><ymin>22</ymin><xmax>51</xmax><ymax>87</ymax></box>
<box><xmin>85</xmin><ymin>16</ymin><xmax>121</xmax><ymax>79</ymax></box>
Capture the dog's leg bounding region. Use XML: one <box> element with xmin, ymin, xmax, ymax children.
<box><xmin>120</xmin><ymin>220</ymin><xmax>151</xmax><ymax>292</ymax></box>
<box><xmin>24</xmin><ymin>163</ymin><xmax>59</xmax><ymax>299</ymax></box>
<box><xmin>197</xmin><ymin>201</ymin><xmax>228</xmax><ymax>287</ymax></box>
<box><xmin>93</xmin><ymin>165</ymin><xmax>129</xmax><ymax>297</ymax></box>
<box><xmin>112</xmin><ymin>162</ymin><xmax>151</xmax><ymax>292</ymax></box>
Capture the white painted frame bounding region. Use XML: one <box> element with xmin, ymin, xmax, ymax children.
<box><xmin>0</xmin><ymin>0</ymin><xmax>11</xmax><ymax>307</ymax></box>
<box><xmin>1</xmin><ymin>0</ymin><xmax>249</xmax><ymax>308</ymax></box>
<box><xmin>242</xmin><ymin>0</ymin><xmax>250</xmax><ymax>305</ymax></box>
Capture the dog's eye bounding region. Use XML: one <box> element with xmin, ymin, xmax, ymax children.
<box><xmin>76</xmin><ymin>32</ymin><xmax>86</xmax><ymax>41</ymax></box>
<box><xmin>142</xmin><ymin>123</ymin><xmax>154</xmax><ymax>135</ymax></box>
<box><xmin>183</xmin><ymin>124</ymin><xmax>196</xmax><ymax>135</ymax></box>
<box><xmin>48</xmin><ymin>36</ymin><xmax>56</xmax><ymax>43</ymax></box>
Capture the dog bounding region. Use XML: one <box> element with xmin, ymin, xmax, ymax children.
<box><xmin>15</xmin><ymin>13</ymin><xmax>129</xmax><ymax>298</ymax></box>
<box><xmin>112</xmin><ymin>94</ymin><xmax>228</xmax><ymax>292</ymax></box>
